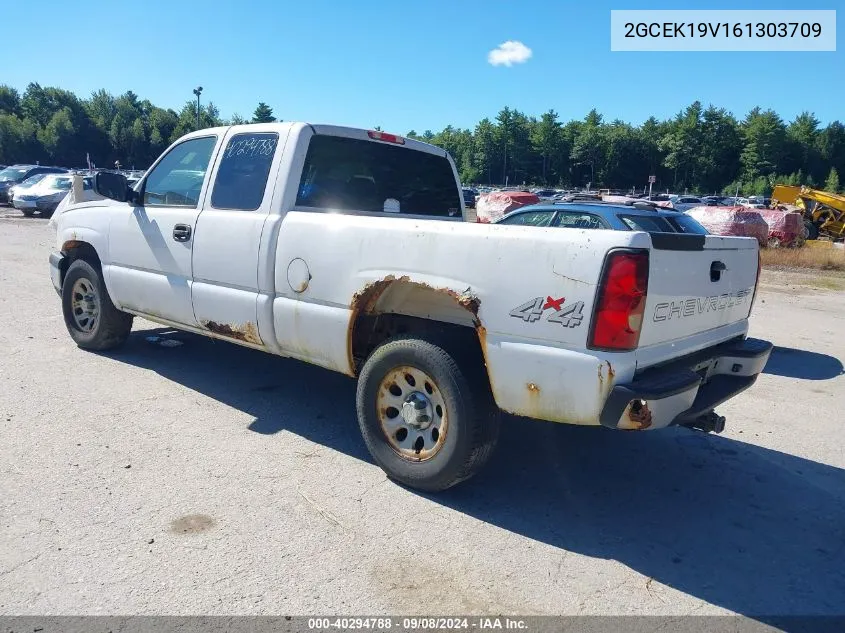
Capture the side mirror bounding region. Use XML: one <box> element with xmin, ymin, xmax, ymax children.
<box><xmin>94</xmin><ymin>172</ymin><xmax>130</xmax><ymax>202</ymax></box>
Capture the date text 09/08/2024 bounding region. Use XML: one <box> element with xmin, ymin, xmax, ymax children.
<box><xmin>307</xmin><ymin>617</ymin><xmax>529</xmax><ymax>630</ymax></box>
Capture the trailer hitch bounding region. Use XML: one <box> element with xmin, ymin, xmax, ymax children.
<box><xmin>680</xmin><ymin>410</ymin><xmax>726</xmax><ymax>434</ymax></box>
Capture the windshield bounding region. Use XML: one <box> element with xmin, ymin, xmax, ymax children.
<box><xmin>18</xmin><ymin>174</ymin><xmax>47</xmax><ymax>188</ymax></box>
<box><xmin>41</xmin><ymin>175</ymin><xmax>73</xmax><ymax>190</ymax></box>
<box><xmin>0</xmin><ymin>167</ymin><xmax>29</xmax><ymax>182</ymax></box>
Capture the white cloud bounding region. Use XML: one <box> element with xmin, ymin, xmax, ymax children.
<box><xmin>487</xmin><ymin>41</ymin><xmax>533</xmax><ymax>67</ymax></box>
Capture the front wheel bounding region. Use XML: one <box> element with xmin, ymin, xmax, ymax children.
<box><xmin>356</xmin><ymin>336</ymin><xmax>500</xmax><ymax>491</ymax></box>
<box><xmin>62</xmin><ymin>259</ymin><xmax>133</xmax><ymax>350</ymax></box>
<box><xmin>21</xmin><ymin>208</ymin><xmax>35</xmax><ymax>217</ymax></box>
<box><xmin>804</xmin><ymin>219</ymin><xmax>819</xmax><ymax>240</ymax></box>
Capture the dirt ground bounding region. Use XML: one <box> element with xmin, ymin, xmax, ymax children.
<box><xmin>1</xmin><ymin>210</ymin><xmax>843</xmax><ymax>619</ymax></box>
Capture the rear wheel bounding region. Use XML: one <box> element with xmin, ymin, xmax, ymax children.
<box><xmin>62</xmin><ymin>259</ymin><xmax>133</xmax><ymax>350</ymax></box>
<box><xmin>21</xmin><ymin>209</ymin><xmax>35</xmax><ymax>217</ymax></box>
<box><xmin>356</xmin><ymin>336</ymin><xmax>500</xmax><ymax>491</ymax></box>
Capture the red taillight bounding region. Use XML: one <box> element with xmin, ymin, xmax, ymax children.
<box><xmin>368</xmin><ymin>130</ymin><xmax>405</xmax><ymax>145</ymax></box>
<box><xmin>590</xmin><ymin>251</ymin><xmax>649</xmax><ymax>351</ymax></box>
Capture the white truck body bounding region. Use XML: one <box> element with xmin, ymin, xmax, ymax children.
<box><xmin>50</xmin><ymin>122</ymin><xmax>771</xmax><ymax>487</ymax></box>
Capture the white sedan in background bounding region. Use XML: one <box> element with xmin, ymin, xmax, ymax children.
<box><xmin>12</xmin><ymin>174</ymin><xmax>82</xmax><ymax>217</ymax></box>
<box><xmin>669</xmin><ymin>195</ymin><xmax>704</xmax><ymax>212</ymax></box>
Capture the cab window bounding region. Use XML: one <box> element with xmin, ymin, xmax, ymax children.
<box><xmin>143</xmin><ymin>136</ymin><xmax>217</xmax><ymax>207</ymax></box>
<box><xmin>211</xmin><ymin>132</ymin><xmax>278</xmax><ymax>210</ymax></box>
<box><xmin>296</xmin><ymin>135</ymin><xmax>462</xmax><ymax>217</ymax></box>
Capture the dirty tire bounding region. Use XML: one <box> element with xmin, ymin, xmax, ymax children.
<box><xmin>62</xmin><ymin>259</ymin><xmax>133</xmax><ymax>351</ymax></box>
<box><xmin>356</xmin><ymin>336</ymin><xmax>500</xmax><ymax>492</ymax></box>
<box><xmin>804</xmin><ymin>219</ymin><xmax>819</xmax><ymax>240</ymax></box>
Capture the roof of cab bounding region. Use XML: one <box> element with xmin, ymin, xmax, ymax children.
<box><xmin>177</xmin><ymin>122</ymin><xmax>447</xmax><ymax>158</ymax></box>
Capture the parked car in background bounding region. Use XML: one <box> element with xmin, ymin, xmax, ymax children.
<box><xmin>686</xmin><ymin>205</ymin><xmax>768</xmax><ymax>246</ymax></box>
<box><xmin>757</xmin><ymin>208</ymin><xmax>805</xmax><ymax>247</ymax></box>
<box><xmin>462</xmin><ymin>188</ymin><xmax>476</xmax><ymax>209</ymax></box>
<box><xmin>495</xmin><ymin>202</ymin><xmax>711</xmax><ymax>235</ymax></box>
<box><xmin>0</xmin><ymin>165</ymin><xmax>67</xmax><ymax>204</ymax></box>
<box><xmin>701</xmin><ymin>196</ymin><xmax>734</xmax><ymax>206</ymax></box>
<box><xmin>13</xmin><ymin>173</ymin><xmax>83</xmax><ymax>217</ymax></box>
<box><xmin>737</xmin><ymin>197</ymin><xmax>767</xmax><ymax>209</ymax></box>
<box><xmin>670</xmin><ymin>196</ymin><xmax>704</xmax><ymax>212</ymax></box>
<box><xmin>7</xmin><ymin>173</ymin><xmax>48</xmax><ymax>202</ymax></box>
<box><xmin>475</xmin><ymin>190</ymin><xmax>540</xmax><ymax>222</ymax></box>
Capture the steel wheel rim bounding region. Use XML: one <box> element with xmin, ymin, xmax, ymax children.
<box><xmin>70</xmin><ymin>278</ymin><xmax>99</xmax><ymax>333</ymax></box>
<box><xmin>377</xmin><ymin>365</ymin><xmax>449</xmax><ymax>461</ymax></box>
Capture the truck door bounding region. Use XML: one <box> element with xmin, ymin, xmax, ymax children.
<box><xmin>190</xmin><ymin>128</ymin><xmax>286</xmax><ymax>345</ymax></box>
<box><xmin>106</xmin><ymin>134</ymin><xmax>221</xmax><ymax>325</ymax></box>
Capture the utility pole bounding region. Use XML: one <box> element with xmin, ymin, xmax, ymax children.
<box><xmin>193</xmin><ymin>86</ymin><xmax>203</xmax><ymax>130</ymax></box>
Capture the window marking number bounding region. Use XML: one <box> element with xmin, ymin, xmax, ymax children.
<box><xmin>547</xmin><ymin>301</ymin><xmax>585</xmax><ymax>328</ymax></box>
<box><xmin>509</xmin><ymin>297</ymin><xmax>545</xmax><ymax>323</ymax></box>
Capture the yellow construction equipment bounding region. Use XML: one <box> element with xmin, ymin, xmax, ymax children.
<box><xmin>771</xmin><ymin>184</ymin><xmax>845</xmax><ymax>240</ymax></box>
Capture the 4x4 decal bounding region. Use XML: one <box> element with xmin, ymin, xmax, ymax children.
<box><xmin>509</xmin><ymin>296</ymin><xmax>585</xmax><ymax>328</ymax></box>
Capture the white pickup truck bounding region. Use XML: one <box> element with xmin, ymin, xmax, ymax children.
<box><xmin>50</xmin><ymin>123</ymin><xmax>772</xmax><ymax>491</ymax></box>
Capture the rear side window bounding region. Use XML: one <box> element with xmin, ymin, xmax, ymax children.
<box><xmin>211</xmin><ymin>132</ymin><xmax>278</xmax><ymax>211</ymax></box>
<box><xmin>665</xmin><ymin>214</ymin><xmax>709</xmax><ymax>235</ymax></box>
<box><xmin>556</xmin><ymin>211</ymin><xmax>607</xmax><ymax>229</ymax></box>
<box><xmin>296</xmin><ymin>135</ymin><xmax>462</xmax><ymax>217</ymax></box>
<box><xmin>500</xmin><ymin>210</ymin><xmax>555</xmax><ymax>227</ymax></box>
<box><xmin>619</xmin><ymin>214</ymin><xmax>673</xmax><ymax>232</ymax></box>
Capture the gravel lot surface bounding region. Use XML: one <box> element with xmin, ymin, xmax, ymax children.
<box><xmin>1</xmin><ymin>210</ymin><xmax>843</xmax><ymax>618</ymax></box>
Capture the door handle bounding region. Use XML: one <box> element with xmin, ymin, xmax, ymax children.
<box><xmin>710</xmin><ymin>260</ymin><xmax>726</xmax><ymax>282</ymax></box>
<box><xmin>173</xmin><ymin>224</ymin><xmax>192</xmax><ymax>242</ymax></box>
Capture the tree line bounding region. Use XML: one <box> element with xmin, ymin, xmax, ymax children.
<box><xmin>1</xmin><ymin>83</ymin><xmax>842</xmax><ymax>195</ymax></box>
<box><xmin>0</xmin><ymin>83</ymin><xmax>277</xmax><ymax>171</ymax></box>
<box><xmin>407</xmin><ymin>103</ymin><xmax>843</xmax><ymax>195</ymax></box>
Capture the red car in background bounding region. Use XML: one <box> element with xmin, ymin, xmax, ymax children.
<box><xmin>685</xmin><ymin>206</ymin><xmax>769</xmax><ymax>247</ymax></box>
<box><xmin>756</xmin><ymin>208</ymin><xmax>806</xmax><ymax>247</ymax></box>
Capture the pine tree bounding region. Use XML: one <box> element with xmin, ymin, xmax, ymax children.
<box><xmin>252</xmin><ymin>102</ymin><xmax>276</xmax><ymax>123</ymax></box>
<box><xmin>825</xmin><ymin>167</ymin><xmax>840</xmax><ymax>193</ymax></box>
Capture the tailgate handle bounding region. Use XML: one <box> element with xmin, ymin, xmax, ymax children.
<box><xmin>710</xmin><ymin>260</ymin><xmax>726</xmax><ymax>282</ymax></box>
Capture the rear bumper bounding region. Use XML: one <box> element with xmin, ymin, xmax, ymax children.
<box><xmin>49</xmin><ymin>251</ymin><xmax>65</xmax><ymax>295</ymax></box>
<box><xmin>599</xmin><ymin>337</ymin><xmax>773</xmax><ymax>430</ymax></box>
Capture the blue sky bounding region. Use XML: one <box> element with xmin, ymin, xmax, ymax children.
<box><xmin>6</xmin><ymin>0</ymin><xmax>842</xmax><ymax>132</ymax></box>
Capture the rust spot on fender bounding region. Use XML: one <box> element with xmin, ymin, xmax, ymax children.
<box><xmin>201</xmin><ymin>320</ymin><xmax>262</xmax><ymax>345</ymax></box>
<box><xmin>62</xmin><ymin>239</ymin><xmax>84</xmax><ymax>251</ymax></box>
<box><xmin>347</xmin><ymin>275</ymin><xmax>482</xmax><ymax>374</ymax></box>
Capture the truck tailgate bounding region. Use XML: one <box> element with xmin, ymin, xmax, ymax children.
<box><xmin>637</xmin><ymin>235</ymin><xmax>759</xmax><ymax>349</ymax></box>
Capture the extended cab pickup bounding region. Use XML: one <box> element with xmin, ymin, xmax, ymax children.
<box><xmin>50</xmin><ymin>123</ymin><xmax>772</xmax><ymax>491</ymax></box>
